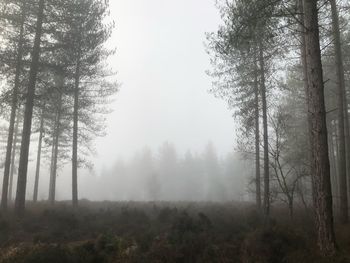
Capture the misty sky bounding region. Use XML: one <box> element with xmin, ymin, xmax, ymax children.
<box><xmin>94</xmin><ymin>0</ymin><xmax>236</xmax><ymax>169</ymax></box>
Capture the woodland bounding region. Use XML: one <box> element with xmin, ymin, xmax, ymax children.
<box><xmin>1</xmin><ymin>0</ymin><xmax>350</xmax><ymax>262</ymax></box>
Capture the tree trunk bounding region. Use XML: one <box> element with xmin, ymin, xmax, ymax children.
<box><xmin>299</xmin><ymin>0</ymin><xmax>314</xmax><ymax>183</ymax></box>
<box><xmin>259</xmin><ymin>42</ymin><xmax>270</xmax><ymax>216</ymax></box>
<box><xmin>299</xmin><ymin>0</ymin><xmax>314</xmax><ymax>210</ymax></box>
<box><xmin>303</xmin><ymin>0</ymin><xmax>337</xmax><ymax>256</ymax></box>
<box><xmin>48</xmin><ymin>133</ymin><xmax>55</xmax><ymax>199</ymax></box>
<box><xmin>328</xmin><ymin>117</ymin><xmax>339</xmax><ymax>209</ymax></box>
<box><xmin>72</xmin><ymin>53</ymin><xmax>81</xmax><ymax>207</ymax></box>
<box><xmin>344</xmin><ymin>90</ymin><xmax>350</xmax><ymax>203</ymax></box>
<box><xmin>254</xmin><ymin>51</ymin><xmax>261</xmax><ymax>209</ymax></box>
<box><xmin>33</xmin><ymin>108</ymin><xmax>44</xmax><ymax>203</ymax></box>
<box><xmin>330</xmin><ymin>0</ymin><xmax>348</xmax><ymax>224</ymax></box>
<box><xmin>15</xmin><ymin>0</ymin><xmax>45</xmax><ymax>216</ymax></box>
<box><xmin>49</xmin><ymin>90</ymin><xmax>62</xmax><ymax>205</ymax></box>
<box><xmin>9</xmin><ymin>113</ymin><xmax>20</xmax><ymax>203</ymax></box>
<box><xmin>288</xmin><ymin>196</ymin><xmax>294</xmax><ymax>219</ymax></box>
<box><xmin>1</xmin><ymin>4</ymin><xmax>25</xmax><ymax>211</ymax></box>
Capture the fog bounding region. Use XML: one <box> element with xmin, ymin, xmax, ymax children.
<box><xmin>96</xmin><ymin>0</ymin><xmax>236</xmax><ymax>162</ymax></box>
<box><xmin>3</xmin><ymin>0</ymin><xmax>348</xmax><ymax>259</ymax></box>
<box><xmin>1</xmin><ymin>0</ymin><xmax>250</xmax><ymax>202</ymax></box>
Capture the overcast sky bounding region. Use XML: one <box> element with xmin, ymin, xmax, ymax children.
<box><xmin>93</xmin><ymin>0</ymin><xmax>236</xmax><ymax>168</ymax></box>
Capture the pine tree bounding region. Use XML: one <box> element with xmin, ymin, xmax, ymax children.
<box><xmin>303</xmin><ymin>0</ymin><xmax>337</xmax><ymax>255</ymax></box>
<box><xmin>15</xmin><ymin>0</ymin><xmax>45</xmax><ymax>215</ymax></box>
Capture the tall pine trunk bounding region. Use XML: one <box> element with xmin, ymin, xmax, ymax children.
<box><xmin>303</xmin><ymin>0</ymin><xmax>337</xmax><ymax>256</ymax></box>
<box><xmin>72</xmin><ymin>53</ymin><xmax>81</xmax><ymax>207</ymax></box>
<box><xmin>330</xmin><ymin>0</ymin><xmax>348</xmax><ymax>224</ymax></box>
<box><xmin>1</xmin><ymin>4</ymin><xmax>25</xmax><ymax>210</ymax></box>
<box><xmin>33</xmin><ymin>108</ymin><xmax>44</xmax><ymax>202</ymax></box>
<box><xmin>15</xmin><ymin>0</ymin><xmax>45</xmax><ymax>215</ymax></box>
<box><xmin>254</xmin><ymin>50</ymin><xmax>261</xmax><ymax>209</ymax></box>
<box><xmin>49</xmin><ymin>90</ymin><xmax>62</xmax><ymax>205</ymax></box>
<box><xmin>259</xmin><ymin>42</ymin><xmax>270</xmax><ymax>216</ymax></box>
<box><xmin>299</xmin><ymin>0</ymin><xmax>314</xmax><ymax>185</ymax></box>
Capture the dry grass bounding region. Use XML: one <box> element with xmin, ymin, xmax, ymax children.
<box><xmin>0</xmin><ymin>201</ymin><xmax>349</xmax><ymax>262</ymax></box>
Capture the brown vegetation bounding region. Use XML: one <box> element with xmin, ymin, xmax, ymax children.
<box><xmin>0</xmin><ymin>201</ymin><xmax>349</xmax><ymax>262</ymax></box>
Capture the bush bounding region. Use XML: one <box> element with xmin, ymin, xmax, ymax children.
<box><xmin>241</xmin><ymin>226</ymin><xmax>305</xmax><ymax>263</ymax></box>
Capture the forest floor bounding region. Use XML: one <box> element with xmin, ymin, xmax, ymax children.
<box><xmin>0</xmin><ymin>201</ymin><xmax>349</xmax><ymax>263</ymax></box>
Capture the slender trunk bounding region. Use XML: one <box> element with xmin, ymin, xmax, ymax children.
<box><xmin>288</xmin><ymin>196</ymin><xmax>294</xmax><ymax>219</ymax></box>
<box><xmin>254</xmin><ymin>51</ymin><xmax>261</xmax><ymax>209</ymax></box>
<box><xmin>33</xmin><ymin>108</ymin><xmax>44</xmax><ymax>202</ymax></box>
<box><xmin>72</xmin><ymin>54</ymin><xmax>81</xmax><ymax>207</ymax></box>
<box><xmin>334</xmin><ymin>119</ymin><xmax>340</xmax><ymax>182</ymax></box>
<box><xmin>15</xmin><ymin>0</ymin><xmax>45</xmax><ymax>215</ymax></box>
<box><xmin>344</xmin><ymin>92</ymin><xmax>350</xmax><ymax>202</ymax></box>
<box><xmin>48</xmin><ymin>133</ymin><xmax>55</xmax><ymax>200</ymax></box>
<box><xmin>50</xmin><ymin>127</ymin><xmax>60</xmax><ymax>205</ymax></box>
<box><xmin>49</xmin><ymin>91</ymin><xmax>62</xmax><ymax>205</ymax></box>
<box><xmin>8</xmin><ymin>113</ymin><xmax>20</xmax><ymax>203</ymax></box>
<box><xmin>297</xmin><ymin>179</ymin><xmax>309</xmax><ymax>211</ymax></box>
<box><xmin>48</xmin><ymin>136</ymin><xmax>56</xmax><ymax>204</ymax></box>
<box><xmin>259</xmin><ymin>42</ymin><xmax>270</xmax><ymax>216</ymax></box>
<box><xmin>1</xmin><ymin>4</ymin><xmax>25</xmax><ymax>210</ymax></box>
<box><xmin>328</xmin><ymin>117</ymin><xmax>339</xmax><ymax>209</ymax></box>
<box><xmin>330</xmin><ymin>0</ymin><xmax>348</xmax><ymax>223</ymax></box>
<box><xmin>303</xmin><ymin>0</ymin><xmax>337</xmax><ymax>256</ymax></box>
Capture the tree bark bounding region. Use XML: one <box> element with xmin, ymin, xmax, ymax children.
<box><xmin>49</xmin><ymin>90</ymin><xmax>62</xmax><ymax>205</ymax></box>
<box><xmin>33</xmin><ymin>108</ymin><xmax>44</xmax><ymax>203</ymax></box>
<box><xmin>48</xmin><ymin>133</ymin><xmax>55</xmax><ymax>198</ymax></box>
<box><xmin>1</xmin><ymin>3</ymin><xmax>25</xmax><ymax>210</ymax></box>
<box><xmin>344</xmin><ymin>90</ymin><xmax>350</xmax><ymax>203</ymax></box>
<box><xmin>299</xmin><ymin>0</ymin><xmax>315</xmax><ymax>210</ymax></box>
<box><xmin>15</xmin><ymin>0</ymin><xmax>45</xmax><ymax>215</ymax></box>
<box><xmin>335</xmin><ymin>119</ymin><xmax>341</xmax><ymax>209</ymax></box>
<box><xmin>288</xmin><ymin>196</ymin><xmax>294</xmax><ymax>219</ymax></box>
<box><xmin>330</xmin><ymin>0</ymin><xmax>348</xmax><ymax>224</ymax></box>
<box><xmin>303</xmin><ymin>0</ymin><xmax>337</xmax><ymax>256</ymax></box>
<box><xmin>8</xmin><ymin>112</ymin><xmax>20</xmax><ymax>203</ymax></box>
<box><xmin>328</xmin><ymin>117</ymin><xmax>339</xmax><ymax>209</ymax></box>
<box><xmin>254</xmin><ymin>51</ymin><xmax>261</xmax><ymax>209</ymax></box>
<box><xmin>299</xmin><ymin>0</ymin><xmax>314</xmax><ymax>178</ymax></box>
<box><xmin>72</xmin><ymin>52</ymin><xmax>81</xmax><ymax>207</ymax></box>
<box><xmin>259</xmin><ymin>42</ymin><xmax>270</xmax><ymax>216</ymax></box>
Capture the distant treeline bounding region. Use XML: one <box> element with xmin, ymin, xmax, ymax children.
<box><xmin>81</xmin><ymin>142</ymin><xmax>249</xmax><ymax>202</ymax></box>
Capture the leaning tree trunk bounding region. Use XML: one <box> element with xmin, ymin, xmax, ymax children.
<box><xmin>1</xmin><ymin>4</ymin><xmax>26</xmax><ymax>211</ymax></box>
<box><xmin>33</xmin><ymin>108</ymin><xmax>44</xmax><ymax>203</ymax></box>
<box><xmin>259</xmin><ymin>42</ymin><xmax>270</xmax><ymax>216</ymax></box>
<box><xmin>330</xmin><ymin>0</ymin><xmax>348</xmax><ymax>224</ymax></box>
<box><xmin>8</xmin><ymin>113</ymin><xmax>20</xmax><ymax>203</ymax></box>
<box><xmin>72</xmin><ymin>53</ymin><xmax>81</xmax><ymax>208</ymax></box>
<box><xmin>254</xmin><ymin>50</ymin><xmax>261</xmax><ymax>209</ymax></box>
<box><xmin>303</xmin><ymin>0</ymin><xmax>337</xmax><ymax>256</ymax></box>
<box><xmin>15</xmin><ymin>0</ymin><xmax>45</xmax><ymax>216</ymax></box>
